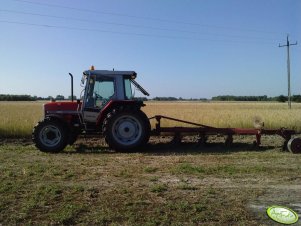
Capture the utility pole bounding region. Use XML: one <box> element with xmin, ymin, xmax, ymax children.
<box><xmin>279</xmin><ymin>35</ymin><xmax>297</xmax><ymax>109</ymax></box>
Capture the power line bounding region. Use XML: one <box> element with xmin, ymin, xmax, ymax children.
<box><xmin>10</xmin><ymin>0</ymin><xmax>283</xmax><ymax>35</ymax></box>
<box><xmin>0</xmin><ymin>9</ymin><xmax>280</xmax><ymax>42</ymax></box>
<box><xmin>0</xmin><ymin>19</ymin><xmax>275</xmax><ymax>45</ymax></box>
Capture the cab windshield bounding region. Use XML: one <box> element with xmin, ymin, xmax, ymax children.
<box><xmin>85</xmin><ymin>76</ymin><xmax>115</xmax><ymax>108</ymax></box>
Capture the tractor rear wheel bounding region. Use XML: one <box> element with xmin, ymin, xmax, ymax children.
<box><xmin>103</xmin><ymin>108</ymin><xmax>150</xmax><ymax>151</ymax></box>
<box><xmin>32</xmin><ymin>118</ymin><xmax>68</xmax><ymax>152</ymax></box>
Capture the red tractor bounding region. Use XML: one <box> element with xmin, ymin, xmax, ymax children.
<box><xmin>32</xmin><ymin>67</ymin><xmax>301</xmax><ymax>153</ymax></box>
<box><xmin>32</xmin><ymin>68</ymin><xmax>151</xmax><ymax>152</ymax></box>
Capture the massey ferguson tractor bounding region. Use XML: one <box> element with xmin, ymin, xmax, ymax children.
<box><xmin>32</xmin><ymin>68</ymin><xmax>151</xmax><ymax>152</ymax></box>
<box><xmin>32</xmin><ymin>67</ymin><xmax>301</xmax><ymax>153</ymax></box>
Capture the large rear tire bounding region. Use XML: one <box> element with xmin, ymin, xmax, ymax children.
<box><xmin>103</xmin><ymin>108</ymin><xmax>150</xmax><ymax>151</ymax></box>
<box><xmin>32</xmin><ymin>118</ymin><xmax>68</xmax><ymax>152</ymax></box>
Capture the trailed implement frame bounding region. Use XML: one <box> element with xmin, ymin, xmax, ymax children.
<box><xmin>149</xmin><ymin>115</ymin><xmax>301</xmax><ymax>153</ymax></box>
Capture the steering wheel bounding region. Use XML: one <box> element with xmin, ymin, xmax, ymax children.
<box><xmin>94</xmin><ymin>92</ymin><xmax>103</xmax><ymax>100</ymax></box>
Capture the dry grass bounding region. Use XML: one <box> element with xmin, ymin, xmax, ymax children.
<box><xmin>0</xmin><ymin>101</ymin><xmax>44</xmax><ymax>137</ymax></box>
<box><xmin>143</xmin><ymin>101</ymin><xmax>301</xmax><ymax>131</ymax></box>
<box><xmin>0</xmin><ymin>101</ymin><xmax>300</xmax><ymax>138</ymax></box>
<box><xmin>0</xmin><ymin>140</ymin><xmax>301</xmax><ymax>225</ymax></box>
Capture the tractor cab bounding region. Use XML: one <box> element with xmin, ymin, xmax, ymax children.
<box><xmin>80</xmin><ymin>69</ymin><xmax>149</xmax><ymax>123</ymax></box>
<box><xmin>82</xmin><ymin>70</ymin><xmax>136</xmax><ymax>109</ymax></box>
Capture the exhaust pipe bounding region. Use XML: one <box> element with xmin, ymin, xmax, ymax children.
<box><xmin>69</xmin><ymin>73</ymin><xmax>74</xmax><ymax>102</ymax></box>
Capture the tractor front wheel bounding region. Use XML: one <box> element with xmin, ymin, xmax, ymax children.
<box><xmin>32</xmin><ymin>118</ymin><xmax>68</xmax><ymax>152</ymax></box>
<box><xmin>103</xmin><ymin>109</ymin><xmax>150</xmax><ymax>151</ymax></box>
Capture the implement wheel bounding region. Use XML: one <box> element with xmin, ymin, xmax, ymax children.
<box><xmin>287</xmin><ymin>138</ymin><xmax>301</xmax><ymax>154</ymax></box>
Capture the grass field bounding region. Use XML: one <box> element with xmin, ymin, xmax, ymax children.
<box><xmin>0</xmin><ymin>139</ymin><xmax>301</xmax><ymax>225</ymax></box>
<box><xmin>0</xmin><ymin>101</ymin><xmax>301</xmax><ymax>137</ymax></box>
<box><xmin>0</xmin><ymin>101</ymin><xmax>43</xmax><ymax>137</ymax></box>
<box><xmin>0</xmin><ymin>101</ymin><xmax>301</xmax><ymax>225</ymax></box>
<box><xmin>143</xmin><ymin>101</ymin><xmax>301</xmax><ymax>131</ymax></box>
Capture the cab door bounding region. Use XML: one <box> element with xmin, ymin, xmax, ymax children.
<box><xmin>83</xmin><ymin>77</ymin><xmax>115</xmax><ymax>123</ymax></box>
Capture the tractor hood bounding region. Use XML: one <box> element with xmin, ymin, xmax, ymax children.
<box><xmin>44</xmin><ymin>101</ymin><xmax>81</xmax><ymax>113</ymax></box>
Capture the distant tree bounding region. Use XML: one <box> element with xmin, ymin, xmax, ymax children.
<box><xmin>68</xmin><ymin>95</ymin><xmax>77</xmax><ymax>100</ymax></box>
<box><xmin>0</xmin><ymin>94</ymin><xmax>35</xmax><ymax>101</ymax></box>
<box><xmin>212</xmin><ymin>95</ymin><xmax>269</xmax><ymax>102</ymax></box>
<box><xmin>153</xmin><ymin>97</ymin><xmax>178</xmax><ymax>101</ymax></box>
<box><xmin>277</xmin><ymin>95</ymin><xmax>287</xmax><ymax>103</ymax></box>
<box><xmin>134</xmin><ymin>97</ymin><xmax>148</xmax><ymax>101</ymax></box>
<box><xmin>56</xmin><ymin>95</ymin><xmax>65</xmax><ymax>100</ymax></box>
<box><xmin>292</xmin><ymin>95</ymin><xmax>301</xmax><ymax>103</ymax></box>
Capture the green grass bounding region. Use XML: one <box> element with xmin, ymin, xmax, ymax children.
<box><xmin>1</xmin><ymin>141</ymin><xmax>301</xmax><ymax>225</ymax></box>
<box><xmin>173</xmin><ymin>162</ymin><xmax>206</xmax><ymax>174</ymax></box>
<box><xmin>150</xmin><ymin>183</ymin><xmax>168</xmax><ymax>193</ymax></box>
<box><xmin>172</xmin><ymin>162</ymin><xmax>269</xmax><ymax>177</ymax></box>
<box><xmin>144</xmin><ymin>166</ymin><xmax>159</xmax><ymax>173</ymax></box>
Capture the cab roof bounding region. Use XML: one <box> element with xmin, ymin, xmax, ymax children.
<box><xmin>83</xmin><ymin>70</ymin><xmax>137</xmax><ymax>79</ymax></box>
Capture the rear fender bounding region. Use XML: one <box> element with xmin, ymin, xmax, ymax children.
<box><xmin>96</xmin><ymin>100</ymin><xmax>144</xmax><ymax>126</ymax></box>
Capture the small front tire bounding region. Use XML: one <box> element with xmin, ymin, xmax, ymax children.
<box><xmin>32</xmin><ymin>118</ymin><xmax>68</xmax><ymax>152</ymax></box>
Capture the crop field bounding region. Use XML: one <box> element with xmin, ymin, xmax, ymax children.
<box><xmin>0</xmin><ymin>101</ymin><xmax>301</xmax><ymax>137</ymax></box>
<box><xmin>144</xmin><ymin>101</ymin><xmax>301</xmax><ymax>131</ymax></box>
<box><xmin>1</xmin><ymin>101</ymin><xmax>301</xmax><ymax>225</ymax></box>
<box><xmin>0</xmin><ymin>101</ymin><xmax>43</xmax><ymax>138</ymax></box>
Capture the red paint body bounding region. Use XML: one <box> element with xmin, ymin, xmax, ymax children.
<box><xmin>44</xmin><ymin>101</ymin><xmax>82</xmax><ymax>125</ymax></box>
<box><xmin>43</xmin><ymin>100</ymin><xmax>143</xmax><ymax>128</ymax></box>
<box><xmin>44</xmin><ymin>101</ymin><xmax>81</xmax><ymax>112</ymax></box>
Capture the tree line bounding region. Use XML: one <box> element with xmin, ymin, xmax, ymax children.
<box><xmin>0</xmin><ymin>94</ymin><xmax>36</xmax><ymax>101</ymax></box>
<box><xmin>1</xmin><ymin>94</ymin><xmax>301</xmax><ymax>102</ymax></box>
<box><xmin>152</xmin><ymin>97</ymin><xmax>208</xmax><ymax>101</ymax></box>
<box><xmin>211</xmin><ymin>95</ymin><xmax>301</xmax><ymax>102</ymax></box>
<box><xmin>152</xmin><ymin>95</ymin><xmax>301</xmax><ymax>102</ymax></box>
<box><xmin>0</xmin><ymin>94</ymin><xmax>76</xmax><ymax>101</ymax></box>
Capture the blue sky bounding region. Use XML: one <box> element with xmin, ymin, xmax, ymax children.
<box><xmin>0</xmin><ymin>0</ymin><xmax>300</xmax><ymax>99</ymax></box>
